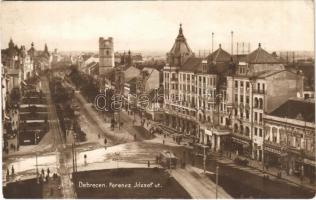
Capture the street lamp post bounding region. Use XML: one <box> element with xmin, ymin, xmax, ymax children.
<box><xmin>36</xmin><ymin>153</ymin><xmax>39</xmax><ymax>183</ymax></box>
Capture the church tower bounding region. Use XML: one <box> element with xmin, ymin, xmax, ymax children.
<box><xmin>99</xmin><ymin>37</ymin><xmax>114</xmax><ymax>75</ymax></box>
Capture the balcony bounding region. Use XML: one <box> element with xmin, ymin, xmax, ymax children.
<box><xmin>171</xmin><ymin>77</ymin><xmax>178</xmax><ymax>82</ymax></box>
<box><xmin>253</xmin><ymin>89</ymin><xmax>265</xmax><ymax>94</ymax></box>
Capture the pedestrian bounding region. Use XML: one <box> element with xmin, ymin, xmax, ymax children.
<box><xmin>6</xmin><ymin>169</ymin><xmax>10</xmax><ymax>178</ymax></box>
<box><xmin>163</xmin><ymin>139</ymin><xmax>165</xmax><ymax>145</ymax></box>
<box><xmin>41</xmin><ymin>169</ymin><xmax>45</xmax><ymax>176</ymax></box>
<box><xmin>11</xmin><ymin>166</ymin><xmax>14</xmax><ymax>175</ymax></box>
<box><xmin>47</xmin><ymin>168</ymin><xmax>50</xmax><ymax>177</ymax></box>
<box><xmin>148</xmin><ymin>160</ymin><xmax>150</xmax><ymax>168</ymax></box>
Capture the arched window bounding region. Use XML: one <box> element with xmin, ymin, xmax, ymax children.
<box><xmin>259</xmin><ymin>98</ymin><xmax>263</xmax><ymax>109</ymax></box>
<box><xmin>254</xmin><ymin>98</ymin><xmax>259</xmax><ymax>108</ymax></box>
<box><xmin>240</xmin><ymin>125</ymin><xmax>244</xmax><ymax>135</ymax></box>
<box><xmin>245</xmin><ymin>127</ymin><xmax>250</xmax><ymax>136</ymax></box>
<box><xmin>272</xmin><ymin>127</ymin><xmax>278</xmax><ymax>143</ymax></box>
<box><xmin>234</xmin><ymin>124</ymin><xmax>239</xmax><ymax>133</ymax></box>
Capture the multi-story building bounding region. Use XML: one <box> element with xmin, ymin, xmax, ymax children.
<box><xmin>263</xmin><ymin>98</ymin><xmax>315</xmax><ymax>182</ymax></box>
<box><xmin>163</xmin><ymin>25</ymin><xmax>233</xmax><ymax>149</ymax></box>
<box><xmin>162</xmin><ymin>25</ymin><xmax>305</xmax><ymax>158</ymax></box>
<box><xmin>229</xmin><ymin>44</ymin><xmax>304</xmax><ymax>161</ymax></box>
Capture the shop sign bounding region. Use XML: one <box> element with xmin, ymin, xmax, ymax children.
<box><xmin>264</xmin><ymin>146</ymin><xmax>281</xmax><ymax>155</ymax></box>
<box><xmin>232</xmin><ymin>137</ymin><xmax>249</xmax><ymax>145</ymax></box>
<box><xmin>205</xmin><ymin>129</ymin><xmax>212</xmax><ymax>136</ymax></box>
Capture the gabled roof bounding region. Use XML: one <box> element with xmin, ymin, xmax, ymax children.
<box><xmin>269</xmin><ymin>99</ymin><xmax>315</xmax><ymax>123</ymax></box>
<box><xmin>207</xmin><ymin>45</ymin><xmax>232</xmax><ymax>63</ymax></box>
<box><xmin>169</xmin><ymin>24</ymin><xmax>193</xmax><ymax>57</ymax></box>
<box><xmin>124</xmin><ymin>66</ymin><xmax>141</xmax><ymax>82</ymax></box>
<box><xmin>126</xmin><ymin>77</ymin><xmax>137</xmax><ymax>85</ymax></box>
<box><xmin>247</xmin><ymin>43</ymin><xmax>281</xmax><ymax>64</ymax></box>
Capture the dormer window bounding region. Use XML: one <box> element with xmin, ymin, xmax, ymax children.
<box><xmin>202</xmin><ymin>60</ymin><xmax>207</xmax><ymax>73</ymax></box>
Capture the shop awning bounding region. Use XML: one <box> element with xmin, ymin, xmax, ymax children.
<box><xmin>303</xmin><ymin>158</ymin><xmax>316</xmax><ymax>166</ymax></box>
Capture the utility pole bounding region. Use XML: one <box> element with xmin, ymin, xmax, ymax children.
<box><xmin>212</xmin><ymin>32</ymin><xmax>214</xmax><ymax>54</ymax></box>
<box><xmin>203</xmin><ymin>147</ymin><xmax>206</xmax><ymax>173</ymax></box>
<box><xmin>231</xmin><ymin>31</ymin><xmax>234</xmax><ymax>55</ymax></box>
<box><xmin>216</xmin><ymin>165</ymin><xmax>219</xmax><ymax>199</ymax></box>
<box><xmin>72</xmin><ymin>143</ymin><xmax>75</xmax><ymax>173</ymax></box>
<box><xmin>36</xmin><ymin>153</ymin><xmax>39</xmax><ymax>183</ymax></box>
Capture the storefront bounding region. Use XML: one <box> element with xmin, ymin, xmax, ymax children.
<box><xmin>303</xmin><ymin>158</ymin><xmax>316</xmax><ymax>184</ymax></box>
<box><xmin>231</xmin><ymin>135</ymin><xmax>251</xmax><ymax>157</ymax></box>
<box><xmin>263</xmin><ymin>144</ymin><xmax>282</xmax><ymax>168</ymax></box>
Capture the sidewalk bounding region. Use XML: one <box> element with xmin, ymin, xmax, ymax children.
<box><xmin>172</xmin><ymin>165</ymin><xmax>231</xmax><ymax>199</ymax></box>
<box><xmin>144</xmin><ymin>123</ymin><xmax>316</xmax><ymax>193</ymax></box>
<box><xmin>229</xmin><ymin>153</ymin><xmax>316</xmax><ymax>192</ymax></box>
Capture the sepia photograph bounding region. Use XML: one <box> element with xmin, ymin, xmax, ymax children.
<box><xmin>1</xmin><ymin>0</ymin><xmax>315</xmax><ymax>199</ymax></box>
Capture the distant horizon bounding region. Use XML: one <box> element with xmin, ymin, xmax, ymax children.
<box><xmin>1</xmin><ymin>1</ymin><xmax>314</xmax><ymax>54</ymax></box>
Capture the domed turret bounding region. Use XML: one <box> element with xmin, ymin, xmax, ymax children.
<box><xmin>167</xmin><ymin>24</ymin><xmax>193</xmax><ymax>67</ymax></box>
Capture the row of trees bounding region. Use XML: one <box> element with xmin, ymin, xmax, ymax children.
<box><xmin>68</xmin><ymin>65</ymin><xmax>99</xmax><ymax>103</ymax></box>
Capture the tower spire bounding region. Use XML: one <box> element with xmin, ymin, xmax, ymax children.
<box><xmin>179</xmin><ymin>23</ymin><xmax>183</xmax><ymax>35</ymax></box>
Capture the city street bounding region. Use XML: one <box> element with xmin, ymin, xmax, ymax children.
<box><xmin>3</xmin><ymin>74</ymin><xmax>232</xmax><ymax>198</ymax></box>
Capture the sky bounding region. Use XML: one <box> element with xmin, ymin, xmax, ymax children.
<box><xmin>1</xmin><ymin>1</ymin><xmax>314</xmax><ymax>54</ymax></box>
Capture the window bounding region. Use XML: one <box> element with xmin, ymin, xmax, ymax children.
<box><xmin>246</xmin><ymin>96</ymin><xmax>249</xmax><ymax>104</ymax></box>
<box><xmin>272</xmin><ymin>127</ymin><xmax>277</xmax><ymax>143</ymax></box>
<box><xmin>246</xmin><ymin>110</ymin><xmax>249</xmax><ymax>119</ymax></box>
<box><xmin>257</xmin><ymin>83</ymin><xmax>260</xmax><ymax>91</ymax></box>
<box><xmin>254</xmin><ymin>128</ymin><xmax>258</xmax><ymax>136</ymax></box>
<box><xmin>203</xmin><ymin>77</ymin><xmax>206</xmax><ymax>83</ymax></box>
<box><xmin>259</xmin><ymin>113</ymin><xmax>263</xmax><ymax>122</ymax></box>
<box><xmin>259</xmin><ymin>129</ymin><xmax>263</xmax><ymax>137</ymax></box>
<box><xmin>254</xmin><ymin>112</ymin><xmax>258</xmax><ymax>121</ymax></box>
<box><xmin>240</xmin><ymin>95</ymin><xmax>244</xmax><ymax>103</ymax></box>
<box><xmin>199</xmin><ymin>77</ymin><xmax>202</xmax><ymax>82</ymax></box>
<box><xmin>246</xmin><ymin>82</ymin><xmax>250</xmax><ymax>89</ymax></box>
<box><xmin>245</xmin><ymin>127</ymin><xmax>250</xmax><ymax>136</ymax></box>
<box><xmin>235</xmin><ymin>81</ymin><xmax>238</xmax><ymax>88</ymax></box>
<box><xmin>235</xmin><ymin>94</ymin><xmax>238</xmax><ymax>102</ymax></box>
<box><xmin>240</xmin><ymin>81</ymin><xmax>244</xmax><ymax>87</ymax></box>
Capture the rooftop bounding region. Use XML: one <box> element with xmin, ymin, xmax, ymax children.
<box><xmin>207</xmin><ymin>44</ymin><xmax>232</xmax><ymax>63</ymax></box>
<box><xmin>169</xmin><ymin>24</ymin><xmax>193</xmax><ymax>57</ymax></box>
<box><xmin>247</xmin><ymin>43</ymin><xmax>281</xmax><ymax>64</ymax></box>
<box><xmin>269</xmin><ymin>98</ymin><xmax>315</xmax><ymax>123</ymax></box>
